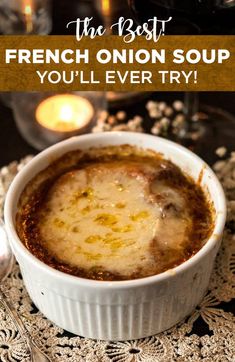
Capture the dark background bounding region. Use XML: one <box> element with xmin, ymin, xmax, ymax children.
<box><xmin>1</xmin><ymin>92</ymin><xmax>235</xmax><ymax>167</ymax></box>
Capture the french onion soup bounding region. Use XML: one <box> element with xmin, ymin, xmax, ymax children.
<box><xmin>16</xmin><ymin>145</ymin><xmax>214</xmax><ymax>281</ymax></box>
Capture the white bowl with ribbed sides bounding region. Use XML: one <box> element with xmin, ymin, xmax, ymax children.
<box><xmin>4</xmin><ymin>133</ymin><xmax>226</xmax><ymax>341</ymax></box>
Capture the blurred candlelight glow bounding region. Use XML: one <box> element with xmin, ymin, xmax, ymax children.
<box><xmin>35</xmin><ymin>94</ymin><xmax>95</xmax><ymax>132</ymax></box>
<box><xmin>102</xmin><ymin>0</ymin><xmax>111</xmax><ymax>17</ymax></box>
<box><xmin>23</xmin><ymin>2</ymin><xmax>33</xmax><ymax>34</ymax></box>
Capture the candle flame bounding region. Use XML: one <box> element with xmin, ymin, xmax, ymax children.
<box><xmin>102</xmin><ymin>0</ymin><xmax>110</xmax><ymax>17</ymax></box>
<box><xmin>22</xmin><ymin>0</ymin><xmax>34</xmax><ymax>34</ymax></box>
<box><xmin>23</xmin><ymin>1</ymin><xmax>33</xmax><ymax>34</ymax></box>
<box><xmin>60</xmin><ymin>104</ymin><xmax>74</xmax><ymax>123</ymax></box>
<box><xmin>24</xmin><ymin>4</ymin><xmax>32</xmax><ymax>16</ymax></box>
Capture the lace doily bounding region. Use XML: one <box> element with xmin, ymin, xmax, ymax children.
<box><xmin>0</xmin><ymin>155</ymin><xmax>234</xmax><ymax>362</ymax></box>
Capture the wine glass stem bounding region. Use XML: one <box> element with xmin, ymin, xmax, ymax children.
<box><xmin>184</xmin><ymin>92</ymin><xmax>199</xmax><ymax>122</ymax></box>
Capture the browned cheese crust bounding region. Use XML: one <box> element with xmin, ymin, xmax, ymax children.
<box><xmin>16</xmin><ymin>145</ymin><xmax>214</xmax><ymax>281</ymax></box>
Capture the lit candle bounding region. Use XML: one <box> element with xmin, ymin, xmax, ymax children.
<box><xmin>36</xmin><ymin>94</ymin><xmax>95</xmax><ymax>135</ymax></box>
<box><xmin>0</xmin><ymin>0</ymin><xmax>51</xmax><ymax>35</ymax></box>
<box><xmin>99</xmin><ymin>0</ymin><xmax>112</xmax><ymax>33</ymax></box>
<box><xmin>22</xmin><ymin>0</ymin><xmax>34</xmax><ymax>34</ymax></box>
<box><xmin>102</xmin><ymin>0</ymin><xmax>111</xmax><ymax>17</ymax></box>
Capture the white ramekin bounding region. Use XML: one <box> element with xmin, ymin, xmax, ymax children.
<box><xmin>4</xmin><ymin>133</ymin><xmax>226</xmax><ymax>341</ymax></box>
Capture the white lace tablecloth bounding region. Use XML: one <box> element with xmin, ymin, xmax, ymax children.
<box><xmin>0</xmin><ymin>156</ymin><xmax>234</xmax><ymax>362</ymax></box>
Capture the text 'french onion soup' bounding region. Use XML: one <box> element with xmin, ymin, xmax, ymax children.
<box><xmin>16</xmin><ymin>145</ymin><xmax>214</xmax><ymax>281</ymax></box>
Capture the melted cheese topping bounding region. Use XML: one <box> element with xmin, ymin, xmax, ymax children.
<box><xmin>37</xmin><ymin>162</ymin><xmax>190</xmax><ymax>277</ymax></box>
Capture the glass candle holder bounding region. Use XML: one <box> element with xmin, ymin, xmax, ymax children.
<box><xmin>0</xmin><ymin>0</ymin><xmax>52</xmax><ymax>35</ymax></box>
<box><xmin>11</xmin><ymin>92</ymin><xmax>107</xmax><ymax>150</ymax></box>
<box><xmin>0</xmin><ymin>1</ymin><xmax>52</xmax><ymax>108</ymax></box>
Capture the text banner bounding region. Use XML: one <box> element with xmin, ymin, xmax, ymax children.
<box><xmin>0</xmin><ymin>35</ymin><xmax>235</xmax><ymax>91</ymax></box>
